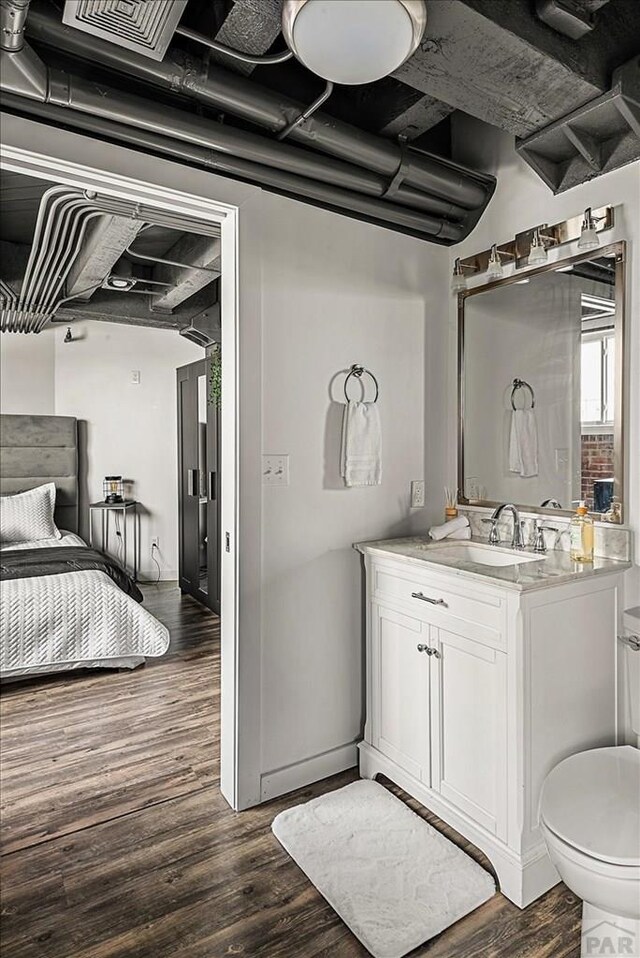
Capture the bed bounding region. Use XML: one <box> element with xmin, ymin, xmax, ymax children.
<box><xmin>0</xmin><ymin>414</ymin><xmax>169</xmax><ymax>680</ymax></box>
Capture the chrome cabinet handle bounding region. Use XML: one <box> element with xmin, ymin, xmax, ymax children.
<box><xmin>411</xmin><ymin>592</ymin><xmax>448</xmax><ymax>608</ymax></box>
<box><xmin>417</xmin><ymin>644</ymin><xmax>441</xmax><ymax>658</ymax></box>
<box><xmin>619</xmin><ymin>633</ymin><xmax>640</xmax><ymax>651</ymax></box>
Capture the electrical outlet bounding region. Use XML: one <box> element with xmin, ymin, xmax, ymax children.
<box><xmin>555</xmin><ymin>448</ymin><xmax>569</xmax><ymax>472</ymax></box>
<box><xmin>151</xmin><ymin>537</ymin><xmax>159</xmax><ymax>550</ymax></box>
<box><xmin>131</xmin><ymin>370</ymin><xmax>141</xmax><ymax>384</ymax></box>
<box><xmin>411</xmin><ymin>480</ymin><xmax>425</xmax><ymax>508</ymax></box>
<box><xmin>262</xmin><ymin>454</ymin><xmax>289</xmax><ymax>486</ymax></box>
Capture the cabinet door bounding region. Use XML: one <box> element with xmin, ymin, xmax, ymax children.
<box><xmin>430</xmin><ymin>627</ymin><xmax>507</xmax><ymax>839</ymax></box>
<box><xmin>371</xmin><ymin>603</ymin><xmax>431</xmax><ymax>785</ymax></box>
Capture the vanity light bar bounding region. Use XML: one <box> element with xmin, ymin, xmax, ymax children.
<box><xmin>455</xmin><ymin>205</ymin><xmax>614</xmax><ymax>278</ymax></box>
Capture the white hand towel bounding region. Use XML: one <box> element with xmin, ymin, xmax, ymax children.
<box><xmin>428</xmin><ymin>516</ymin><xmax>470</xmax><ymax>541</ymax></box>
<box><xmin>340</xmin><ymin>401</ymin><xmax>382</xmax><ymax>487</ymax></box>
<box><xmin>443</xmin><ymin>526</ymin><xmax>472</xmax><ymax>540</ymax></box>
<box><xmin>509</xmin><ymin>408</ymin><xmax>538</xmax><ymax>478</ymax></box>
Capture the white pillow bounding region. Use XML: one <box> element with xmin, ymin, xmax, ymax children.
<box><xmin>0</xmin><ymin>482</ymin><xmax>62</xmax><ymax>544</ymax></box>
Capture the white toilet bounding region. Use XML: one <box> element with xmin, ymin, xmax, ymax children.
<box><xmin>540</xmin><ymin>607</ymin><xmax>640</xmax><ymax>958</ymax></box>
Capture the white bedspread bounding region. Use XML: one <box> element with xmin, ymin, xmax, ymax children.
<box><xmin>0</xmin><ymin>533</ymin><xmax>169</xmax><ymax>679</ymax></box>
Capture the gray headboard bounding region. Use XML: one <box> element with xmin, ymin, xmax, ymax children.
<box><xmin>0</xmin><ymin>414</ymin><xmax>79</xmax><ymax>534</ymax></box>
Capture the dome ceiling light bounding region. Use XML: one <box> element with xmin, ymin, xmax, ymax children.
<box><xmin>282</xmin><ymin>0</ymin><xmax>427</xmax><ymax>86</ymax></box>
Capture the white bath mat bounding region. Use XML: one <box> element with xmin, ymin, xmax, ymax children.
<box><xmin>272</xmin><ymin>779</ymin><xmax>495</xmax><ymax>958</ymax></box>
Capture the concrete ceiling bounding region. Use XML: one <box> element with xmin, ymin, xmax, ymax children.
<box><xmin>185</xmin><ymin>0</ymin><xmax>639</xmax><ymax>147</ymax></box>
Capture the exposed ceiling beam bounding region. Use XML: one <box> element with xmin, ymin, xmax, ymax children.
<box><xmin>394</xmin><ymin>0</ymin><xmax>640</xmax><ymax>138</ymax></box>
<box><xmin>327</xmin><ymin>77</ymin><xmax>454</xmax><ymax>142</ymax></box>
<box><xmin>378</xmin><ymin>95</ymin><xmax>454</xmax><ymax>141</ymax></box>
<box><xmin>66</xmin><ymin>215</ymin><xmax>145</xmax><ymax>301</ymax></box>
<box><xmin>150</xmin><ymin>234</ymin><xmax>221</xmax><ymax>313</ymax></box>
<box><xmin>54</xmin><ymin>284</ymin><xmax>219</xmax><ymax>330</ymax></box>
<box><xmin>211</xmin><ymin>0</ymin><xmax>283</xmax><ymax>76</ymax></box>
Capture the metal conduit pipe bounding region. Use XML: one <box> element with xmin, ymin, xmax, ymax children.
<box><xmin>1</xmin><ymin>90</ymin><xmax>464</xmax><ymax>244</ymax></box>
<box><xmin>0</xmin><ymin>0</ymin><xmax>30</xmax><ymax>51</ymax></box>
<box><xmin>25</xmin><ymin>2</ymin><xmax>493</xmax><ymax>213</ymax></box>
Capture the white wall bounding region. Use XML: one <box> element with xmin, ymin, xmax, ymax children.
<box><xmin>259</xmin><ymin>193</ymin><xmax>444</xmax><ymax>785</ymax></box>
<box><xmin>53</xmin><ymin>321</ymin><xmax>202</xmax><ymax>579</ymax></box>
<box><xmin>0</xmin><ymin>325</ymin><xmax>55</xmax><ymax>414</ymax></box>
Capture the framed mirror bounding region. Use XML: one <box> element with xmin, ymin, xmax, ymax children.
<box><xmin>458</xmin><ymin>241</ymin><xmax>625</xmax><ymax>521</ymax></box>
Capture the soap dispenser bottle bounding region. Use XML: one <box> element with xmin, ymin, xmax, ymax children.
<box><xmin>569</xmin><ymin>501</ymin><xmax>594</xmax><ymax>563</ymax></box>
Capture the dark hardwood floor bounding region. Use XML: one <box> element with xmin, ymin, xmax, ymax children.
<box><xmin>0</xmin><ymin>586</ymin><xmax>581</xmax><ymax>957</ymax></box>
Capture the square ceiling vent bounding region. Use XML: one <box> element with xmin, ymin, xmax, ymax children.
<box><xmin>62</xmin><ymin>0</ymin><xmax>187</xmax><ymax>61</ymax></box>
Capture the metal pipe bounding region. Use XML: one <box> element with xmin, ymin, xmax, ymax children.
<box><xmin>0</xmin><ymin>0</ymin><xmax>30</xmax><ymax>51</ymax></box>
<box><xmin>1</xmin><ymin>90</ymin><xmax>463</xmax><ymax>244</ymax></box>
<box><xmin>277</xmin><ymin>80</ymin><xmax>333</xmax><ymax>142</ymax></box>
<box><xmin>41</xmin><ymin>72</ymin><xmax>462</xmax><ymax>240</ymax></box>
<box><xmin>45</xmin><ymin>71</ymin><xmax>408</xmax><ymax>200</ymax></box>
<box><xmin>174</xmin><ymin>24</ymin><xmax>294</xmax><ymax>66</ymax></box>
<box><xmin>25</xmin><ymin>3</ymin><xmax>493</xmax><ymax>212</ymax></box>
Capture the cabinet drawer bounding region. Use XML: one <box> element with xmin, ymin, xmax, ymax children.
<box><xmin>372</xmin><ymin>561</ymin><xmax>505</xmax><ymax>648</ymax></box>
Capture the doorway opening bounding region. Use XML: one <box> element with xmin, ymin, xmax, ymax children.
<box><xmin>0</xmin><ymin>149</ymin><xmax>240</xmax><ymax>810</ymax></box>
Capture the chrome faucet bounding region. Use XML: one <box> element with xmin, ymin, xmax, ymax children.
<box><xmin>487</xmin><ymin>503</ymin><xmax>525</xmax><ymax>550</ymax></box>
<box><xmin>532</xmin><ymin>519</ymin><xmax>559</xmax><ymax>554</ymax></box>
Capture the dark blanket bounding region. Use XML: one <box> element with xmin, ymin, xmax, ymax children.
<box><xmin>0</xmin><ymin>547</ymin><xmax>143</xmax><ymax>603</ymax></box>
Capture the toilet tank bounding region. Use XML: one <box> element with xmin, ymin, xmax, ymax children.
<box><xmin>622</xmin><ymin>607</ymin><xmax>640</xmax><ymax>741</ymax></box>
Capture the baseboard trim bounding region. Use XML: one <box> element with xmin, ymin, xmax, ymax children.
<box><xmin>260</xmin><ymin>741</ymin><xmax>358</xmax><ymax>802</ymax></box>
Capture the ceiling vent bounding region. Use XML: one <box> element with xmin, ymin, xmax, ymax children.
<box><xmin>62</xmin><ymin>0</ymin><xmax>187</xmax><ymax>61</ymax></box>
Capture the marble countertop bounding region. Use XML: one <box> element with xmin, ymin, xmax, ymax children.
<box><xmin>354</xmin><ymin>537</ymin><xmax>631</xmax><ymax>593</ymax></box>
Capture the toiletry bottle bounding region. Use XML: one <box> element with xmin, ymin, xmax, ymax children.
<box><xmin>569</xmin><ymin>501</ymin><xmax>594</xmax><ymax>563</ymax></box>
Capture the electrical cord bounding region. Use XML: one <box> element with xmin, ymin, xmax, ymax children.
<box><xmin>114</xmin><ymin>512</ymin><xmax>124</xmax><ymax>564</ymax></box>
<box><xmin>151</xmin><ymin>543</ymin><xmax>161</xmax><ymax>586</ymax></box>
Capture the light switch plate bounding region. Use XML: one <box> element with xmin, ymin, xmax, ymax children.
<box><xmin>411</xmin><ymin>480</ymin><xmax>425</xmax><ymax>508</ymax></box>
<box><xmin>263</xmin><ymin>455</ymin><xmax>289</xmax><ymax>486</ymax></box>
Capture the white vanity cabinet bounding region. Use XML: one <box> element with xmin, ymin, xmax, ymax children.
<box><xmin>358</xmin><ymin>547</ymin><xmax>625</xmax><ymax>908</ymax></box>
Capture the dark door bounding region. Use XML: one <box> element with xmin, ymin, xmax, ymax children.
<box><xmin>177</xmin><ymin>359</ymin><xmax>220</xmax><ymax>612</ymax></box>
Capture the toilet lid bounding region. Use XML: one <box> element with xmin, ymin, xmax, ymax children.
<box><xmin>540</xmin><ymin>746</ymin><xmax>640</xmax><ymax>867</ymax></box>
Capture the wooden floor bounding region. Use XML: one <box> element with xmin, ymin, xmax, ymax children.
<box><xmin>0</xmin><ymin>586</ymin><xmax>582</xmax><ymax>958</ymax></box>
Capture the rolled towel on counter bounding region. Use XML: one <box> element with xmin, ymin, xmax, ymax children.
<box><xmin>443</xmin><ymin>526</ymin><xmax>471</xmax><ymax>540</ymax></box>
<box><xmin>428</xmin><ymin>516</ymin><xmax>470</xmax><ymax>541</ymax></box>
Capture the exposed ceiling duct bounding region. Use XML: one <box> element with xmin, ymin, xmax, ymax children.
<box><xmin>0</xmin><ymin>181</ymin><xmax>221</xmax><ymax>333</ymax></box>
<box><xmin>0</xmin><ymin>186</ymin><xmax>127</xmax><ymax>333</ymax></box>
<box><xmin>25</xmin><ymin>3</ymin><xmax>484</xmax><ymax>215</ymax></box>
<box><xmin>0</xmin><ymin>0</ymin><xmax>496</xmax><ymax>245</ymax></box>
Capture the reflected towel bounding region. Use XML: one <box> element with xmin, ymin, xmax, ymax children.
<box><xmin>429</xmin><ymin>516</ymin><xmax>470</xmax><ymax>541</ymax></box>
<box><xmin>509</xmin><ymin>409</ymin><xmax>538</xmax><ymax>478</ymax></box>
<box><xmin>340</xmin><ymin>401</ymin><xmax>382</xmax><ymax>487</ymax></box>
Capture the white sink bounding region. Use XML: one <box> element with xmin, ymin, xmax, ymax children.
<box><xmin>426</xmin><ymin>544</ymin><xmax>543</xmax><ymax>568</ymax></box>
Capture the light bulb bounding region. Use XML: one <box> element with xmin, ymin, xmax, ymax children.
<box><xmin>486</xmin><ymin>244</ymin><xmax>503</xmax><ymax>280</ymax></box>
<box><xmin>528</xmin><ymin>229</ymin><xmax>547</xmax><ymax>265</ymax></box>
<box><xmin>578</xmin><ymin>208</ymin><xmax>600</xmax><ymax>250</ymax></box>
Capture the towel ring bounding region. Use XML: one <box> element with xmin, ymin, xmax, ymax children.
<box><xmin>510</xmin><ymin>378</ymin><xmax>535</xmax><ymax>410</ymax></box>
<box><xmin>344</xmin><ymin>364</ymin><xmax>379</xmax><ymax>403</ymax></box>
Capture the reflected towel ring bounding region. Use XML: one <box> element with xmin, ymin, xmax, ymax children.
<box><xmin>511</xmin><ymin>378</ymin><xmax>535</xmax><ymax>410</ymax></box>
<box><xmin>344</xmin><ymin>364</ymin><xmax>379</xmax><ymax>403</ymax></box>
